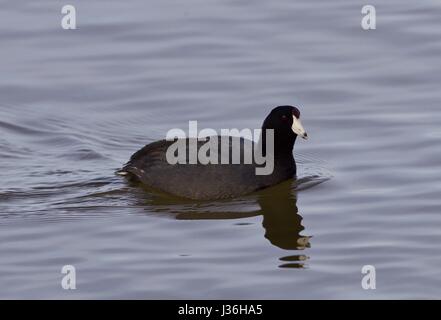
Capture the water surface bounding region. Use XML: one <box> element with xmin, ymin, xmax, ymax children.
<box><xmin>1</xmin><ymin>0</ymin><xmax>441</xmax><ymax>299</ymax></box>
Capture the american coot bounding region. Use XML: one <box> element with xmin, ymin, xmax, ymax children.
<box><xmin>119</xmin><ymin>105</ymin><xmax>308</xmax><ymax>200</ymax></box>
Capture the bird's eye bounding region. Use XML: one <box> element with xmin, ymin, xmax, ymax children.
<box><xmin>281</xmin><ymin>115</ymin><xmax>288</xmax><ymax>121</ymax></box>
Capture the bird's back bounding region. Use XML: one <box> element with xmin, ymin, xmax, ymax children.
<box><xmin>121</xmin><ymin>137</ymin><xmax>294</xmax><ymax>200</ymax></box>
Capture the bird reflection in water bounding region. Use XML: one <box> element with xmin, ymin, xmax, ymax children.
<box><xmin>129</xmin><ymin>178</ymin><xmax>318</xmax><ymax>269</ymax></box>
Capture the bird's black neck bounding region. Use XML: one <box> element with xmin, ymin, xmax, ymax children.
<box><xmin>259</xmin><ymin>127</ymin><xmax>296</xmax><ymax>161</ymax></box>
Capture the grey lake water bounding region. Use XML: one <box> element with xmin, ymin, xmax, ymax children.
<box><xmin>1</xmin><ymin>0</ymin><xmax>441</xmax><ymax>299</ymax></box>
